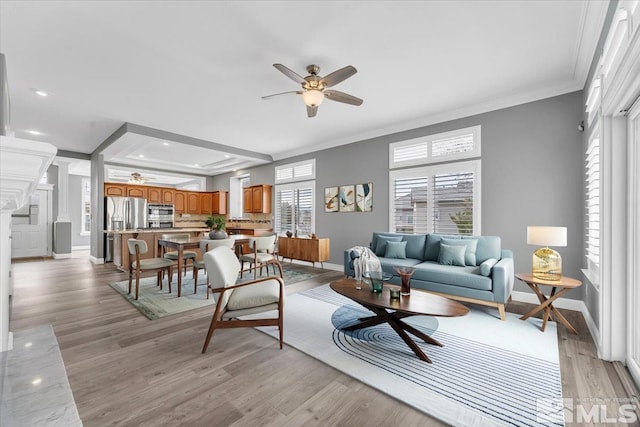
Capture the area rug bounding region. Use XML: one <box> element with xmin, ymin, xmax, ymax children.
<box><xmin>254</xmin><ymin>284</ymin><xmax>564</xmax><ymax>427</ymax></box>
<box><xmin>109</xmin><ymin>265</ymin><xmax>324</xmax><ymax>320</ymax></box>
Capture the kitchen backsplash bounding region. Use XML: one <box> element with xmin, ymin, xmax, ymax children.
<box><xmin>175</xmin><ymin>213</ymin><xmax>272</xmax><ymax>229</ymax></box>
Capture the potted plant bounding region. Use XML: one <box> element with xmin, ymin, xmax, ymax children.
<box><xmin>205</xmin><ymin>216</ymin><xmax>227</xmax><ymax>239</ymax></box>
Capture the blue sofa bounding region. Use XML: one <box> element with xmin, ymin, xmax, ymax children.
<box><xmin>344</xmin><ymin>232</ymin><xmax>515</xmax><ymax>320</ymax></box>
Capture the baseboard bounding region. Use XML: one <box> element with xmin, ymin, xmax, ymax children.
<box><xmin>52</xmin><ymin>252</ymin><xmax>72</xmax><ymax>260</ymax></box>
<box><xmin>279</xmin><ymin>259</ymin><xmax>343</xmax><ymax>272</ymax></box>
<box><xmin>511</xmin><ymin>290</ymin><xmax>600</xmax><ymax>348</ymax></box>
<box><xmin>72</xmin><ymin>245</ymin><xmax>90</xmax><ymax>250</ymax></box>
<box><xmin>89</xmin><ymin>256</ymin><xmax>104</xmax><ymax>265</ymax></box>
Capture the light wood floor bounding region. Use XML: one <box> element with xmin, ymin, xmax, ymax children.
<box><xmin>9</xmin><ymin>254</ymin><xmax>638</xmax><ymax>427</ymax></box>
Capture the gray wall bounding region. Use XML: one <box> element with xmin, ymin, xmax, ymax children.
<box><xmin>214</xmin><ymin>91</ymin><xmax>585</xmax><ymax>299</ymax></box>
<box><xmin>69</xmin><ymin>174</ymin><xmax>90</xmax><ymax>247</ymax></box>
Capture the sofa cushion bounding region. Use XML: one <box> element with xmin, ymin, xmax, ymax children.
<box><xmin>413</xmin><ymin>261</ymin><xmax>492</xmax><ymax>291</ymax></box>
<box><xmin>475</xmin><ymin>236</ymin><xmax>502</xmax><ymax>264</ymax></box>
<box><xmin>441</xmin><ymin>237</ymin><xmax>478</xmax><ymax>266</ymax></box>
<box><xmin>379</xmin><ymin>257</ymin><xmax>421</xmax><ymax>275</ymax></box>
<box><xmin>374</xmin><ymin>235</ymin><xmax>403</xmax><ymax>256</ymax></box>
<box><xmin>371</xmin><ymin>232</ymin><xmax>426</xmax><ymax>260</ymax></box>
<box><xmin>424</xmin><ymin>234</ymin><xmax>459</xmax><ymax>261</ymax></box>
<box><xmin>437</xmin><ymin>243</ymin><xmax>466</xmax><ymax>266</ymax></box>
<box><xmin>479</xmin><ymin>258</ymin><xmax>499</xmax><ymax>276</ymax></box>
<box><xmin>385</xmin><ymin>241</ymin><xmax>407</xmax><ymax>259</ymax></box>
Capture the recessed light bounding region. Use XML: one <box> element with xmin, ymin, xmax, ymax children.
<box><xmin>28</xmin><ymin>130</ymin><xmax>42</xmax><ymax>135</ymax></box>
<box><xmin>35</xmin><ymin>90</ymin><xmax>48</xmax><ymax>97</ymax></box>
<box><xmin>25</xmin><ymin>342</ymin><xmax>33</xmax><ymax>348</ymax></box>
<box><xmin>224</xmin><ymin>155</ymin><xmax>230</xmax><ymax>158</ymax></box>
<box><xmin>138</xmin><ymin>154</ymin><xmax>144</xmax><ymax>158</ymax></box>
<box><xmin>163</xmin><ymin>142</ymin><xmax>169</xmax><ymax>146</ymax></box>
<box><xmin>32</xmin><ymin>378</ymin><xmax>42</xmax><ymax>386</ymax></box>
<box><xmin>194</xmin><ymin>163</ymin><xmax>200</xmax><ymax>167</ymax></box>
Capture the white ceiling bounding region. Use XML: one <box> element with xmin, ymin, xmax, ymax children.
<box><xmin>0</xmin><ymin>1</ymin><xmax>608</xmax><ymax>176</ymax></box>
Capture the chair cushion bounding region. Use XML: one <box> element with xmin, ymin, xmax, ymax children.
<box><xmin>133</xmin><ymin>258</ymin><xmax>174</xmax><ymax>270</ymax></box>
<box><xmin>194</xmin><ymin>260</ymin><xmax>205</xmax><ymax>269</ymax></box>
<box><xmin>240</xmin><ymin>253</ymin><xmax>276</xmax><ymax>264</ymax></box>
<box><xmin>222</xmin><ymin>303</ymin><xmax>280</xmax><ymax>319</ymax></box>
<box><xmin>227</xmin><ymin>278</ymin><xmax>281</xmax><ymax>311</ymax></box>
<box><xmin>164</xmin><ymin>251</ymin><xmax>198</xmax><ymax>260</ymax></box>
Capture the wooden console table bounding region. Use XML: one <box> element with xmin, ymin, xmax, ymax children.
<box><xmin>278</xmin><ymin>236</ymin><xmax>329</xmax><ymax>269</ymax></box>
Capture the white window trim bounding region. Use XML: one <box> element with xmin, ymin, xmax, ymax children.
<box><xmin>275</xmin><ymin>159</ymin><xmax>316</xmax><ymax>184</ymax></box>
<box><xmin>80</xmin><ymin>177</ymin><xmax>91</xmax><ymax>236</ymax></box>
<box><xmin>389</xmin><ymin>125</ymin><xmax>481</xmax><ymax>169</ymax></box>
<box><xmin>229</xmin><ymin>174</ymin><xmax>249</xmax><ymax>218</ymax></box>
<box><xmin>389</xmin><ymin>159</ymin><xmax>481</xmax><ymax>235</ymax></box>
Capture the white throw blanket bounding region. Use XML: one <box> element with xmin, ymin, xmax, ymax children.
<box><xmin>349</xmin><ymin>246</ymin><xmax>382</xmax><ymax>280</ymax></box>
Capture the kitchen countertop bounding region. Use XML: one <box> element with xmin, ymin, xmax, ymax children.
<box><xmin>104</xmin><ymin>228</ymin><xmax>208</xmax><ymax>234</ymax></box>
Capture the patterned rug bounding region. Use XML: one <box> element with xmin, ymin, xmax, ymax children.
<box><xmin>252</xmin><ymin>284</ymin><xmax>564</xmax><ymax>427</ymax></box>
<box><xmin>109</xmin><ymin>265</ymin><xmax>323</xmax><ymax>320</ymax></box>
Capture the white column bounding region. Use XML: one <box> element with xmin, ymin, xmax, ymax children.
<box><xmin>0</xmin><ymin>211</ymin><xmax>14</xmax><ymax>351</ymax></box>
<box><xmin>56</xmin><ymin>160</ymin><xmax>70</xmax><ymax>222</ymax></box>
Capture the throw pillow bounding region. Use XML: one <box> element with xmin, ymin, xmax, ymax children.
<box><xmin>384</xmin><ymin>241</ymin><xmax>407</xmax><ymax>259</ymax></box>
<box><xmin>441</xmin><ymin>237</ymin><xmax>479</xmax><ymax>266</ymax></box>
<box><xmin>479</xmin><ymin>258</ymin><xmax>499</xmax><ymax>276</ymax></box>
<box><xmin>375</xmin><ymin>236</ymin><xmax>403</xmax><ymax>256</ymax></box>
<box><xmin>438</xmin><ymin>243</ymin><xmax>466</xmax><ymax>266</ymax></box>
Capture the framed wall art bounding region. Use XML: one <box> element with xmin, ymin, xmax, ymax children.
<box><xmin>339</xmin><ymin>185</ymin><xmax>355</xmax><ymax>212</ymax></box>
<box><xmin>355</xmin><ymin>182</ymin><xmax>373</xmax><ymax>212</ymax></box>
<box><xmin>324</xmin><ymin>186</ymin><xmax>339</xmax><ymax>212</ymax></box>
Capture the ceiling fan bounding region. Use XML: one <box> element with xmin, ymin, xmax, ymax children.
<box><xmin>263</xmin><ymin>63</ymin><xmax>363</xmax><ymax>118</ymax></box>
<box><xmin>127</xmin><ymin>172</ymin><xmax>151</xmax><ymax>184</ymax></box>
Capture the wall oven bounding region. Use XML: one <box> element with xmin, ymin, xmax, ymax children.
<box><xmin>147</xmin><ymin>203</ymin><xmax>174</xmax><ymax>228</ymax></box>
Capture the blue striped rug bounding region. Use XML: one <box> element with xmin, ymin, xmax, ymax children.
<box><xmin>256</xmin><ymin>284</ymin><xmax>564</xmax><ymax>426</ymax></box>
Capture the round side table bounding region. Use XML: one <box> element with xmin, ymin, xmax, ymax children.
<box><xmin>515</xmin><ymin>273</ymin><xmax>583</xmax><ymax>334</ymax></box>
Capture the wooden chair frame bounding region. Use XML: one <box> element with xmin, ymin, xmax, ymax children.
<box><xmin>128</xmin><ymin>243</ymin><xmax>173</xmax><ymax>300</ymax></box>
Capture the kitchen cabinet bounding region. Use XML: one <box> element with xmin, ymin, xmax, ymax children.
<box><xmin>212</xmin><ymin>191</ymin><xmax>227</xmax><ymax>214</ymax></box>
<box><xmin>127</xmin><ymin>185</ymin><xmax>147</xmax><ymax>199</ymax></box>
<box><xmin>162</xmin><ymin>188</ymin><xmax>175</xmax><ymax>204</ymax></box>
<box><xmin>243</xmin><ymin>185</ymin><xmax>272</xmax><ymax>214</ymax></box>
<box><xmin>147</xmin><ymin>187</ymin><xmax>162</xmax><ymax>203</ymax></box>
<box><xmin>187</xmin><ymin>192</ymin><xmax>199</xmax><ymax>214</ymax></box>
<box><xmin>278</xmin><ymin>236</ymin><xmax>330</xmax><ymax>269</ymax></box>
<box><xmin>174</xmin><ymin>191</ymin><xmax>187</xmax><ymax>213</ymax></box>
<box><xmin>200</xmin><ymin>192</ymin><xmax>213</xmax><ymax>215</ymax></box>
<box><xmin>104</xmin><ymin>183</ymin><xmax>127</xmax><ymax>197</ymax></box>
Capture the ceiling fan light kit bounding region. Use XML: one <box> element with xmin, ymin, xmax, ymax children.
<box><xmin>264</xmin><ymin>63</ymin><xmax>363</xmax><ymax>117</ymax></box>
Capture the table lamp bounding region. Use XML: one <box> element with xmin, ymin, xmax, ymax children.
<box><xmin>526</xmin><ymin>226</ymin><xmax>567</xmax><ymax>281</ymax></box>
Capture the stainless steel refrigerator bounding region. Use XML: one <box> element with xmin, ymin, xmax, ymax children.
<box><xmin>105</xmin><ymin>197</ymin><xmax>147</xmax><ymax>261</ymax></box>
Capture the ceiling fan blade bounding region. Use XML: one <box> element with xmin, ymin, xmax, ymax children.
<box><xmin>324</xmin><ymin>90</ymin><xmax>363</xmax><ymax>106</ymax></box>
<box><xmin>320</xmin><ymin>65</ymin><xmax>357</xmax><ymax>87</ymax></box>
<box><xmin>307</xmin><ymin>105</ymin><xmax>318</xmax><ymax>118</ymax></box>
<box><xmin>262</xmin><ymin>91</ymin><xmax>302</xmax><ymax>100</ymax></box>
<box><xmin>273</xmin><ymin>64</ymin><xmax>306</xmax><ymax>85</ymax></box>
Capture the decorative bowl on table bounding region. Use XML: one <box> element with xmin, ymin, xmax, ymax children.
<box><xmin>362</xmin><ymin>271</ymin><xmax>393</xmax><ymax>293</ymax></box>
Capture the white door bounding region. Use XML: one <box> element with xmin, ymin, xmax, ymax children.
<box><xmin>11</xmin><ymin>188</ymin><xmax>50</xmax><ymax>258</ymax></box>
<box><xmin>627</xmin><ymin>100</ymin><xmax>640</xmax><ymax>389</ymax></box>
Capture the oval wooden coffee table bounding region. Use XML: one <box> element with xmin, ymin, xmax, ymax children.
<box><xmin>330</xmin><ymin>278</ymin><xmax>469</xmax><ymax>363</ymax></box>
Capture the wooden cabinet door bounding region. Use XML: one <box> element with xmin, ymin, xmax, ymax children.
<box><xmin>127</xmin><ymin>185</ymin><xmax>147</xmax><ymax>199</ymax></box>
<box><xmin>212</xmin><ymin>191</ymin><xmax>227</xmax><ymax>214</ymax></box>
<box><xmin>251</xmin><ymin>186</ymin><xmax>263</xmax><ymax>213</ymax></box>
<box><xmin>162</xmin><ymin>188</ymin><xmax>175</xmax><ymax>204</ymax></box>
<box><xmin>174</xmin><ymin>191</ymin><xmax>187</xmax><ymax>213</ymax></box>
<box><xmin>104</xmin><ymin>183</ymin><xmax>127</xmax><ymax>196</ymax></box>
<box><xmin>243</xmin><ymin>188</ymin><xmax>253</xmax><ymax>213</ymax></box>
<box><xmin>147</xmin><ymin>187</ymin><xmax>162</xmax><ymax>203</ymax></box>
<box><xmin>187</xmin><ymin>192</ymin><xmax>200</xmax><ymax>214</ymax></box>
<box><xmin>200</xmin><ymin>193</ymin><xmax>213</xmax><ymax>215</ymax></box>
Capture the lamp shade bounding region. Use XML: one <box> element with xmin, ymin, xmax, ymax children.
<box><xmin>527</xmin><ymin>226</ymin><xmax>567</xmax><ymax>247</ymax></box>
<box><xmin>302</xmin><ymin>89</ymin><xmax>324</xmax><ymax>107</ymax></box>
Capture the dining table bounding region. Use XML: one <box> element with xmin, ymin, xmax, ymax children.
<box><xmin>157</xmin><ymin>234</ymin><xmax>252</xmax><ymax>297</ymax></box>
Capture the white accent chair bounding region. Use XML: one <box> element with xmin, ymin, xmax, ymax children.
<box><xmin>192</xmin><ymin>238</ymin><xmax>234</xmax><ymax>298</ymax></box>
<box><xmin>239</xmin><ymin>234</ymin><xmax>281</xmax><ymax>279</ymax></box>
<box><xmin>202</xmin><ymin>246</ymin><xmax>285</xmax><ymax>353</ymax></box>
<box><xmin>127</xmin><ymin>239</ymin><xmax>174</xmax><ymax>300</ymax></box>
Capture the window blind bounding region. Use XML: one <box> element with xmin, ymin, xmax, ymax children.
<box><xmin>432</xmin><ymin>134</ymin><xmax>474</xmax><ymax>158</ymax></box>
<box><xmin>432</xmin><ymin>172</ymin><xmax>474</xmax><ymax>235</ymax></box>
<box><xmin>391</xmin><ymin>176</ymin><xmax>429</xmax><ymax>234</ymax></box>
<box><xmin>585</xmin><ymin>135</ymin><xmax>600</xmax><ymax>273</ymax></box>
<box><xmin>275</xmin><ymin>159</ymin><xmax>315</xmax><ymax>183</ymax></box>
<box><xmin>274</xmin><ymin>182</ymin><xmax>315</xmax><ymax>235</ymax></box>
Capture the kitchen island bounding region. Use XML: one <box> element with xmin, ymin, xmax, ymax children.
<box><xmin>105</xmin><ymin>228</ymin><xmax>208</xmax><ymax>272</ymax></box>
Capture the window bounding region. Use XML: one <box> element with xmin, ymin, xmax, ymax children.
<box><xmin>389</xmin><ymin>127</ymin><xmax>481</xmax><ymax>236</ymax></box>
<box><xmin>274</xmin><ymin>159</ymin><xmax>315</xmax><ymax>236</ymax></box>
<box><xmin>584</xmin><ymin>126</ymin><xmax>600</xmax><ymax>286</ymax></box>
<box><xmin>81</xmin><ymin>177</ymin><xmax>91</xmax><ymax>235</ymax></box>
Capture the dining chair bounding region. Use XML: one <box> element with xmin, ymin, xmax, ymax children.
<box><xmin>201</xmin><ymin>246</ymin><xmax>285</xmax><ymax>353</ymax></box>
<box><xmin>127</xmin><ymin>239</ymin><xmax>174</xmax><ymax>300</ymax></box>
<box><xmin>161</xmin><ymin>233</ymin><xmax>197</xmax><ymax>276</ymax></box>
<box><xmin>239</xmin><ymin>234</ymin><xmax>282</xmax><ymax>279</ymax></box>
<box><xmin>192</xmin><ymin>238</ymin><xmax>234</xmax><ymax>298</ymax></box>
